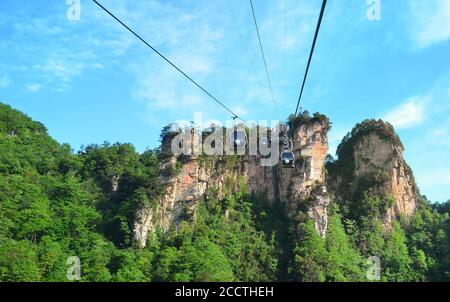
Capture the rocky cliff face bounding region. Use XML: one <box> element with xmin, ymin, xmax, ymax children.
<box><xmin>133</xmin><ymin>118</ymin><xmax>331</xmax><ymax>248</ymax></box>
<box><xmin>133</xmin><ymin>118</ymin><xmax>419</xmax><ymax>248</ymax></box>
<box><xmin>354</xmin><ymin>134</ymin><xmax>417</xmax><ymax>225</ymax></box>
<box><xmin>327</xmin><ymin>120</ymin><xmax>419</xmax><ymax>227</ymax></box>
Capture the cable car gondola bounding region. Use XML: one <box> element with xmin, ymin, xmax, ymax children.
<box><xmin>281</xmin><ymin>147</ymin><xmax>295</xmax><ymax>168</ymax></box>
<box><xmin>280</xmin><ymin>131</ymin><xmax>295</xmax><ymax>168</ymax></box>
<box><xmin>93</xmin><ymin>0</ymin><xmax>328</xmax><ymax>167</ymax></box>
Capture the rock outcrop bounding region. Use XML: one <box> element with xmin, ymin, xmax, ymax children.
<box><xmin>327</xmin><ymin>120</ymin><xmax>419</xmax><ymax>227</ymax></box>
<box><xmin>133</xmin><ymin>117</ymin><xmax>331</xmax><ymax>248</ymax></box>
<box><xmin>133</xmin><ymin>118</ymin><xmax>419</xmax><ymax>248</ymax></box>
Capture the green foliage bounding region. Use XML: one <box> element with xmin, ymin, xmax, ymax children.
<box><xmin>291</xmin><ymin>206</ymin><xmax>365</xmax><ymax>282</ymax></box>
<box><xmin>78</xmin><ymin>143</ymin><xmax>162</xmax><ymax>247</ymax></box>
<box><xmin>404</xmin><ymin>201</ymin><xmax>450</xmax><ymax>281</ymax></box>
<box><xmin>0</xmin><ymin>103</ymin><xmax>121</xmax><ymax>282</ymax></box>
<box><xmin>153</xmin><ymin>237</ymin><xmax>234</xmax><ymax>282</ymax></box>
<box><xmin>0</xmin><ymin>238</ymin><xmax>41</xmax><ymax>281</ymax></box>
<box><xmin>381</xmin><ymin>222</ymin><xmax>414</xmax><ymax>281</ymax></box>
<box><xmin>0</xmin><ymin>102</ymin><xmax>281</xmax><ymax>282</ymax></box>
<box><xmin>79</xmin><ymin>142</ymin><xmax>140</xmax><ymax>192</ymax></box>
<box><xmin>327</xmin><ymin>119</ymin><xmax>405</xmax><ymax>207</ymax></box>
<box><xmin>356</xmin><ymin>217</ymin><xmax>385</xmax><ymax>256</ymax></box>
<box><xmin>336</xmin><ymin>119</ymin><xmax>404</xmax><ymax>160</ymax></box>
<box><xmin>1</xmin><ymin>103</ymin><xmax>450</xmax><ymax>282</ymax></box>
<box><xmin>292</xmin><ymin>218</ymin><xmax>328</xmax><ymax>281</ymax></box>
<box><xmin>325</xmin><ymin>213</ymin><xmax>365</xmax><ymax>281</ymax></box>
<box><xmin>164</xmin><ymin>189</ymin><xmax>281</xmax><ymax>282</ymax></box>
<box><xmin>348</xmin><ymin>190</ymin><xmax>395</xmax><ymax>222</ymax></box>
<box><xmin>110</xmin><ymin>249</ymin><xmax>148</xmax><ymax>282</ymax></box>
<box><xmin>287</xmin><ymin>111</ymin><xmax>331</xmax><ymax>136</ymax></box>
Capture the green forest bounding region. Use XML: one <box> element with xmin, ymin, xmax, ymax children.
<box><xmin>1</xmin><ymin>102</ymin><xmax>450</xmax><ymax>282</ymax></box>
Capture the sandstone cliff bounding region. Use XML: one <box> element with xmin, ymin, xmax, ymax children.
<box><xmin>326</xmin><ymin>119</ymin><xmax>419</xmax><ymax>227</ymax></box>
<box><xmin>133</xmin><ymin>116</ymin><xmax>331</xmax><ymax>248</ymax></box>
<box><xmin>133</xmin><ymin>117</ymin><xmax>419</xmax><ymax>248</ymax></box>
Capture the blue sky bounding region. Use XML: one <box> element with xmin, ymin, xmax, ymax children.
<box><xmin>0</xmin><ymin>0</ymin><xmax>449</xmax><ymax>202</ymax></box>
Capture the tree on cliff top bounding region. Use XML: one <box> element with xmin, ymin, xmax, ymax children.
<box><xmin>287</xmin><ymin>111</ymin><xmax>331</xmax><ymax>134</ymax></box>
<box><xmin>336</xmin><ymin>119</ymin><xmax>404</xmax><ymax>162</ymax></box>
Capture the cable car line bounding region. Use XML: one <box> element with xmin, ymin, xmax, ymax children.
<box><xmin>225</xmin><ymin>0</ymin><xmax>254</xmax><ymax>66</ymax></box>
<box><xmin>282</xmin><ymin>0</ymin><xmax>327</xmax><ymax>169</ymax></box>
<box><xmin>293</xmin><ymin>0</ymin><xmax>327</xmax><ymax>119</ymax></box>
<box><xmin>283</xmin><ymin>0</ymin><xmax>287</xmax><ymax>83</ymax></box>
<box><xmin>92</xmin><ymin>0</ymin><xmax>247</xmax><ymax>124</ymax></box>
<box><xmin>225</xmin><ymin>0</ymin><xmax>268</xmax><ymax>99</ymax></box>
<box><xmin>249</xmin><ymin>0</ymin><xmax>280</xmax><ymax>121</ymax></box>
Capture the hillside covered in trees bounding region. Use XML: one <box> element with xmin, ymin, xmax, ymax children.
<box><xmin>1</xmin><ymin>102</ymin><xmax>450</xmax><ymax>282</ymax></box>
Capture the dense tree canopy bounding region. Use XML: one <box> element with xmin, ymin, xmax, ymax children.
<box><xmin>1</xmin><ymin>103</ymin><xmax>450</xmax><ymax>282</ymax></box>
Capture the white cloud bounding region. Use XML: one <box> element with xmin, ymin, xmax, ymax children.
<box><xmin>25</xmin><ymin>83</ymin><xmax>42</xmax><ymax>93</ymax></box>
<box><xmin>124</xmin><ymin>0</ymin><xmax>320</xmax><ymax>123</ymax></box>
<box><xmin>383</xmin><ymin>96</ymin><xmax>429</xmax><ymax>129</ymax></box>
<box><xmin>0</xmin><ymin>6</ymin><xmax>126</xmax><ymax>94</ymax></box>
<box><xmin>33</xmin><ymin>60</ymin><xmax>83</xmax><ymax>83</ymax></box>
<box><xmin>120</xmin><ymin>1</ymin><xmax>231</xmax><ymax>122</ymax></box>
<box><xmin>409</xmin><ymin>0</ymin><xmax>450</xmax><ymax>48</ymax></box>
<box><xmin>32</xmin><ymin>58</ymin><xmax>103</xmax><ymax>91</ymax></box>
<box><xmin>0</xmin><ymin>75</ymin><xmax>11</xmax><ymax>88</ymax></box>
<box><xmin>132</xmin><ymin>61</ymin><xmax>207</xmax><ymax>113</ymax></box>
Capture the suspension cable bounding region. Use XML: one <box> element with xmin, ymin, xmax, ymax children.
<box><xmin>92</xmin><ymin>0</ymin><xmax>247</xmax><ymax>123</ymax></box>
<box><xmin>249</xmin><ymin>0</ymin><xmax>281</xmax><ymax>121</ymax></box>
<box><xmin>225</xmin><ymin>0</ymin><xmax>254</xmax><ymax>65</ymax></box>
<box><xmin>293</xmin><ymin>0</ymin><xmax>327</xmax><ymax>119</ymax></box>
<box><xmin>283</xmin><ymin>0</ymin><xmax>287</xmax><ymax>82</ymax></box>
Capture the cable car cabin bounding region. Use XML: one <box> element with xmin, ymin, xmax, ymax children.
<box><xmin>231</xmin><ymin>129</ymin><xmax>247</xmax><ymax>148</ymax></box>
<box><xmin>281</xmin><ymin>149</ymin><xmax>295</xmax><ymax>168</ymax></box>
